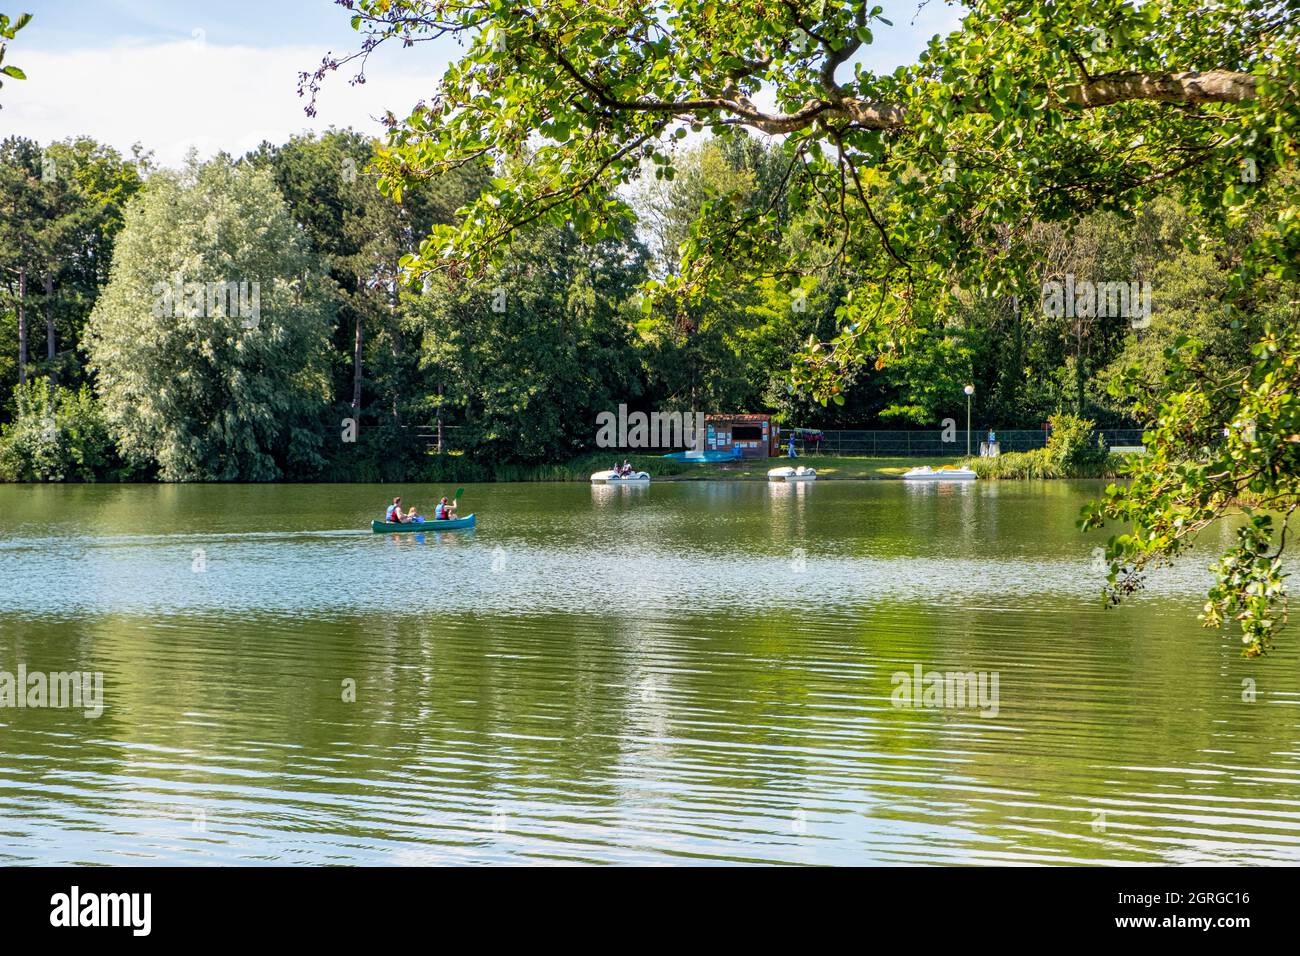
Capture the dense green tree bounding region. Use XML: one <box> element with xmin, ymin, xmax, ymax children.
<box><xmin>0</xmin><ymin>136</ymin><xmax>143</xmax><ymax>406</ymax></box>
<box><xmin>248</xmin><ymin>131</ymin><xmax>390</xmax><ymax>423</ymax></box>
<box><xmin>1095</xmin><ymin>197</ymin><xmax>1271</xmax><ymax>403</ymax></box>
<box><xmin>0</xmin><ymin>136</ymin><xmax>43</xmax><ymax>391</ymax></box>
<box><xmin>84</xmin><ymin>156</ymin><xmax>334</xmax><ymax>481</ymax></box>
<box><xmin>630</xmin><ymin>135</ymin><xmax>832</xmax><ymax>414</ymax></box>
<box><xmin>248</xmin><ymin>131</ymin><xmax>487</xmax><ymax>478</ymax></box>
<box><xmin>413</xmin><ymin>218</ymin><xmax>648</xmax><ymax>464</ymax></box>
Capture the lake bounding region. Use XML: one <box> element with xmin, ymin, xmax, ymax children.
<box><xmin>1</xmin><ymin>480</ymin><xmax>1296</xmax><ymax>865</ymax></box>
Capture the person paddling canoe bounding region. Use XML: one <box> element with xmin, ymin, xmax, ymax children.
<box><xmin>434</xmin><ymin>496</ymin><xmax>458</xmax><ymax>521</ymax></box>
<box><xmin>385</xmin><ymin>497</ymin><xmax>405</xmax><ymax>523</ymax></box>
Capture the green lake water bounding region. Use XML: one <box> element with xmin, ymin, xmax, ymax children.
<box><xmin>1</xmin><ymin>480</ymin><xmax>1296</xmax><ymax>865</ymax></box>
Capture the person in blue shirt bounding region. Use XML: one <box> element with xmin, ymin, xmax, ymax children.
<box><xmin>385</xmin><ymin>497</ymin><xmax>405</xmax><ymax>523</ymax></box>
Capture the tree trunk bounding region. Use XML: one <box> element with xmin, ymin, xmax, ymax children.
<box><xmin>389</xmin><ymin>282</ymin><xmax>400</xmax><ymax>426</ymax></box>
<box><xmin>44</xmin><ymin>271</ymin><xmax>56</xmax><ymax>382</ymax></box>
<box><xmin>350</xmin><ymin>308</ymin><xmax>363</xmax><ymax>414</ymax></box>
<box><xmin>16</xmin><ymin>268</ymin><xmax>27</xmax><ymax>388</ymax></box>
<box><xmin>1075</xmin><ymin>322</ymin><xmax>1086</xmax><ymax>415</ymax></box>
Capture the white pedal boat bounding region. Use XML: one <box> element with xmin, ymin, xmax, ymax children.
<box><xmin>902</xmin><ymin>465</ymin><xmax>977</xmax><ymax>481</ymax></box>
<box><xmin>768</xmin><ymin>465</ymin><xmax>817</xmax><ymax>482</ymax></box>
<box><xmin>591</xmin><ymin>470</ymin><xmax>651</xmax><ymax>484</ymax></box>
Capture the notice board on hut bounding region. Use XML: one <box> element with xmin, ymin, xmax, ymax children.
<box><xmin>705</xmin><ymin>414</ymin><xmax>778</xmax><ymax>459</ymax></box>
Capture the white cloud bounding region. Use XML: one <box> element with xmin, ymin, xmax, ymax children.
<box><xmin>5</xmin><ymin>39</ymin><xmax>449</xmax><ymax>166</ymax></box>
<box><xmin>3</xmin><ymin>3</ymin><xmax>966</xmax><ymax>167</ymax></box>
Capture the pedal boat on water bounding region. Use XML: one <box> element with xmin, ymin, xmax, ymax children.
<box><xmin>767</xmin><ymin>465</ymin><xmax>817</xmax><ymax>482</ymax></box>
<box><xmin>901</xmin><ymin>465</ymin><xmax>977</xmax><ymax>481</ymax></box>
<box><xmin>590</xmin><ymin>470</ymin><xmax>651</xmax><ymax>484</ymax></box>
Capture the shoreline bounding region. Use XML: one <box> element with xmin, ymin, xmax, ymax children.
<box><xmin>1</xmin><ymin>469</ymin><xmax>1125</xmax><ymax>486</ymax></box>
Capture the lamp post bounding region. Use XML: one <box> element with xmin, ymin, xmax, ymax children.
<box><xmin>963</xmin><ymin>384</ymin><xmax>975</xmax><ymax>457</ymax></box>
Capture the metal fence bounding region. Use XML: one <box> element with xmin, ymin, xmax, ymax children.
<box><xmin>797</xmin><ymin>428</ymin><xmax>1146</xmax><ymax>457</ymax></box>
<box><xmin>391</xmin><ymin>424</ymin><xmax>1146</xmax><ymax>458</ymax></box>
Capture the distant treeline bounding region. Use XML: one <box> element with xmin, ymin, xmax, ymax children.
<box><xmin>0</xmin><ymin>129</ymin><xmax>1280</xmax><ymax>481</ymax></box>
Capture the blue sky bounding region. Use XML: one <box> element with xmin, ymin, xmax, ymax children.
<box><xmin>17</xmin><ymin>0</ymin><xmax>385</xmax><ymax>48</ymax></box>
<box><xmin>7</xmin><ymin>1</ymin><xmax>966</xmax><ymax>166</ymax></box>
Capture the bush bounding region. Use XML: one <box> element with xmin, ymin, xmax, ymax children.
<box><xmin>1045</xmin><ymin>412</ymin><xmax>1110</xmax><ymax>472</ymax></box>
<box><xmin>0</xmin><ymin>380</ymin><xmax>137</xmax><ymax>482</ymax></box>
<box><xmin>965</xmin><ymin>414</ymin><xmax>1123</xmax><ymax>480</ymax></box>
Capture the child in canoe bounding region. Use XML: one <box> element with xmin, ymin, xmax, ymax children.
<box><xmin>384</xmin><ymin>497</ymin><xmax>424</xmax><ymax>523</ymax></box>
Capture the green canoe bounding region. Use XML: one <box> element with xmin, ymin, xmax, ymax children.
<box><xmin>371</xmin><ymin>513</ymin><xmax>475</xmax><ymax>533</ymax></box>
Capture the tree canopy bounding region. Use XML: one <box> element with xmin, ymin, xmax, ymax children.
<box><xmin>84</xmin><ymin>157</ymin><xmax>334</xmax><ymax>481</ymax></box>
<box><xmin>306</xmin><ymin>0</ymin><xmax>1300</xmax><ymax>654</ymax></box>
